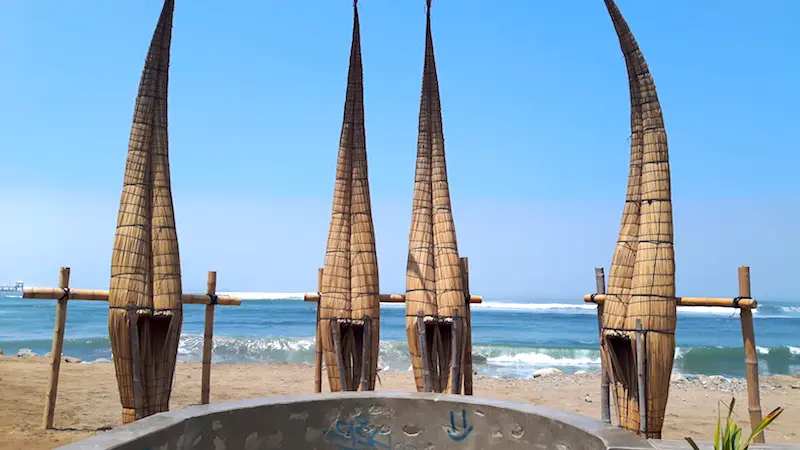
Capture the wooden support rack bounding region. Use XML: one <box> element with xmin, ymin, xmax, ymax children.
<box><xmin>310</xmin><ymin>256</ymin><xmax>481</xmax><ymax>396</ymax></box>
<box><xmin>303</xmin><ymin>293</ymin><xmax>482</xmax><ymax>304</ymax></box>
<box><xmin>585</xmin><ymin>265</ymin><xmax>765</xmax><ymax>443</ymax></box>
<box><xmin>22</xmin><ymin>267</ymin><xmax>241</xmax><ymax>430</ymax></box>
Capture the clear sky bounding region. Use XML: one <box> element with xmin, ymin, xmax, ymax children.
<box><xmin>1</xmin><ymin>1</ymin><xmax>798</xmax><ymax>299</ymax></box>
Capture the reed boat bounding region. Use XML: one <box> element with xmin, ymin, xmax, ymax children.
<box><xmin>405</xmin><ymin>0</ymin><xmax>470</xmax><ymax>394</ymax></box>
<box><xmin>600</xmin><ymin>0</ymin><xmax>676</xmax><ymax>439</ymax></box>
<box><xmin>107</xmin><ymin>0</ymin><xmax>183</xmax><ymax>424</ymax></box>
<box><xmin>318</xmin><ymin>0</ymin><xmax>380</xmax><ymax>392</ymax></box>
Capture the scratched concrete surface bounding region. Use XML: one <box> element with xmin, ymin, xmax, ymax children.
<box><xmin>56</xmin><ymin>392</ymin><xmax>655</xmax><ymax>449</ymax></box>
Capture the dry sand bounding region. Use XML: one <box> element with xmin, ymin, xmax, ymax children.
<box><xmin>1</xmin><ymin>356</ymin><xmax>798</xmax><ymax>449</ymax></box>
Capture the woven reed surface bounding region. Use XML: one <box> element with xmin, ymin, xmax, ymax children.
<box><xmin>320</xmin><ymin>1</ymin><xmax>379</xmax><ymax>392</ymax></box>
<box><xmin>108</xmin><ymin>0</ymin><xmax>182</xmax><ymax>424</ymax></box>
<box><xmin>406</xmin><ymin>3</ymin><xmax>466</xmax><ymax>393</ymax></box>
<box><xmin>601</xmin><ymin>0</ymin><xmax>676</xmax><ymax>439</ymax></box>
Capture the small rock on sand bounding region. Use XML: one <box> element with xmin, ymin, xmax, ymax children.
<box><xmin>17</xmin><ymin>348</ymin><xmax>37</xmax><ymax>358</ymax></box>
<box><xmin>533</xmin><ymin>368</ymin><xmax>563</xmax><ymax>378</ymax></box>
<box><xmin>671</xmin><ymin>373</ymin><xmax>687</xmax><ymax>383</ymax></box>
<box><xmin>64</xmin><ymin>356</ymin><xmax>82</xmax><ymax>363</ymax></box>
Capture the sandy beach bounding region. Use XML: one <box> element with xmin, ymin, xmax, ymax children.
<box><xmin>0</xmin><ymin>356</ymin><xmax>797</xmax><ymax>449</ymax></box>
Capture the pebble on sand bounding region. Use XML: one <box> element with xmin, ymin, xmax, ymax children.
<box><xmin>533</xmin><ymin>368</ymin><xmax>563</xmax><ymax>378</ymax></box>
<box><xmin>16</xmin><ymin>348</ymin><xmax>37</xmax><ymax>358</ymax></box>
<box><xmin>671</xmin><ymin>373</ymin><xmax>687</xmax><ymax>383</ymax></box>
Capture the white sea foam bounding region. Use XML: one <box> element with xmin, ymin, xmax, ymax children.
<box><xmin>475</xmin><ymin>302</ymin><xmax>596</xmax><ymax>311</ymax></box>
<box><xmin>218</xmin><ymin>292</ymin><xmax>305</xmax><ymax>301</ymax></box>
<box><xmin>488</xmin><ymin>351</ymin><xmax>600</xmax><ymax>367</ymax></box>
<box><xmin>789</xmin><ymin>346</ymin><xmax>800</xmax><ymax>355</ymax></box>
<box><xmin>676</xmin><ymin>306</ymin><xmax>747</xmax><ymax>316</ymax></box>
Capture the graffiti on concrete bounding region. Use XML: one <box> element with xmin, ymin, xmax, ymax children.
<box><xmin>446</xmin><ymin>409</ymin><xmax>473</xmax><ymax>441</ymax></box>
<box><xmin>327</xmin><ymin>416</ymin><xmax>392</xmax><ymax>449</ymax></box>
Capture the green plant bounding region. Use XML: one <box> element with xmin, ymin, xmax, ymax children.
<box><xmin>685</xmin><ymin>398</ymin><xmax>783</xmax><ymax>450</ymax></box>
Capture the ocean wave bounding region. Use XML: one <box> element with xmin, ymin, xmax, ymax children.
<box><xmin>2</xmin><ymin>332</ymin><xmax>797</xmax><ymax>377</ymax></box>
<box><xmin>212</xmin><ymin>292</ymin><xmax>800</xmax><ymax>318</ymax></box>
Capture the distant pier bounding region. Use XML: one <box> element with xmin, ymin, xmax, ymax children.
<box><xmin>0</xmin><ymin>281</ymin><xmax>24</xmax><ymax>292</ymax></box>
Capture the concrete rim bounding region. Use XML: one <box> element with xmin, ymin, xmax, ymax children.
<box><xmin>57</xmin><ymin>391</ymin><xmax>654</xmax><ymax>449</ymax></box>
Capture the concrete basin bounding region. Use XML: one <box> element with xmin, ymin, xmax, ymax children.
<box><xmin>55</xmin><ymin>392</ymin><xmax>663</xmax><ymax>449</ymax></box>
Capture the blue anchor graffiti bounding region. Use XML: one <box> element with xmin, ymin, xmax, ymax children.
<box><xmin>446</xmin><ymin>409</ymin><xmax>473</xmax><ymax>441</ymax></box>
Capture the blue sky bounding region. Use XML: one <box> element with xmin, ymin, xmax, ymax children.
<box><xmin>1</xmin><ymin>1</ymin><xmax>798</xmax><ymax>299</ymax></box>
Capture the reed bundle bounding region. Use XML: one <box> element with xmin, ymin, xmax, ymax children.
<box><xmin>600</xmin><ymin>0</ymin><xmax>676</xmax><ymax>438</ymax></box>
<box><xmin>319</xmin><ymin>0</ymin><xmax>380</xmax><ymax>393</ymax></box>
<box><xmin>405</xmin><ymin>0</ymin><xmax>468</xmax><ymax>394</ymax></box>
<box><xmin>108</xmin><ymin>0</ymin><xmax>182</xmax><ymax>424</ymax></box>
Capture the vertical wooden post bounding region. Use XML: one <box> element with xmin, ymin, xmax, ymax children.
<box><xmin>595</xmin><ymin>267</ymin><xmax>611</xmax><ymax>424</ymax></box>
<box><xmin>450</xmin><ymin>310</ymin><xmax>463</xmax><ymax>394</ymax></box>
<box><xmin>331</xmin><ymin>319</ymin><xmax>346</xmax><ymax>391</ymax></box>
<box><xmin>129</xmin><ymin>312</ymin><xmax>145</xmax><ymax>422</ymax></box>
<box><xmin>201</xmin><ymin>271</ymin><xmax>217</xmax><ymax>405</ymax></box>
<box><xmin>459</xmin><ymin>257</ymin><xmax>473</xmax><ymax>395</ymax></box>
<box><xmin>739</xmin><ymin>266</ymin><xmax>764</xmax><ymax>443</ymax></box>
<box><xmin>360</xmin><ymin>315</ymin><xmax>371</xmax><ymax>391</ymax></box>
<box><xmin>635</xmin><ymin>319</ymin><xmax>647</xmax><ymax>435</ymax></box>
<box><xmin>314</xmin><ymin>268</ymin><xmax>323</xmax><ymax>393</ymax></box>
<box><xmin>417</xmin><ymin>310</ymin><xmax>432</xmax><ymax>393</ymax></box>
<box><xmin>43</xmin><ymin>267</ymin><xmax>70</xmax><ymax>429</ymax></box>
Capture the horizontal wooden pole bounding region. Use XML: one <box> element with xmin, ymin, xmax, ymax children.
<box><xmin>23</xmin><ymin>287</ymin><xmax>241</xmax><ymax>306</ymax></box>
<box><xmin>583</xmin><ymin>294</ymin><xmax>757</xmax><ymax>309</ymax></box>
<box><xmin>303</xmin><ymin>292</ymin><xmax>483</xmax><ymax>304</ymax></box>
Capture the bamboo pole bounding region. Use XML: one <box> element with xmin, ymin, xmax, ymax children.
<box><xmin>450</xmin><ymin>310</ymin><xmax>462</xmax><ymax>395</ymax></box>
<box><xmin>360</xmin><ymin>315</ymin><xmax>371</xmax><ymax>391</ymax></box>
<box><xmin>331</xmin><ymin>320</ymin><xmax>346</xmax><ymax>391</ymax></box>
<box><xmin>460</xmin><ymin>257</ymin><xmax>473</xmax><ymax>395</ymax></box>
<box><xmin>595</xmin><ymin>267</ymin><xmax>611</xmax><ymax>425</ymax></box>
<box><xmin>417</xmin><ymin>311</ymin><xmax>432</xmax><ymax>392</ymax></box>
<box><xmin>304</xmin><ymin>292</ymin><xmax>482</xmax><ymax>304</ymax></box>
<box><xmin>42</xmin><ymin>267</ymin><xmax>70</xmax><ymax>429</ymax></box>
<box><xmin>29</xmin><ymin>268</ymin><xmax>238</xmax><ymax>423</ymax></box>
<box><xmin>314</xmin><ymin>268</ymin><xmax>323</xmax><ymax>393</ymax></box>
<box><xmin>584</xmin><ymin>294</ymin><xmax>757</xmax><ymax>309</ymax></box>
<box><xmin>24</xmin><ymin>288</ymin><xmax>241</xmax><ymax>306</ymax></box>
<box><xmin>635</xmin><ymin>318</ymin><xmax>646</xmax><ymax>435</ymax></box>
<box><xmin>200</xmin><ymin>271</ymin><xmax>217</xmax><ymax>405</ymax></box>
<box><xmin>738</xmin><ymin>266</ymin><xmax>764</xmax><ymax>443</ymax></box>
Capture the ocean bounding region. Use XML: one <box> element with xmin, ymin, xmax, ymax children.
<box><xmin>1</xmin><ymin>292</ymin><xmax>798</xmax><ymax>379</ymax></box>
